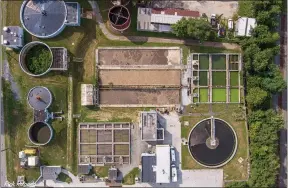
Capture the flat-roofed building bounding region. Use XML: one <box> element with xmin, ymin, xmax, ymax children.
<box><xmin>81</xmin><ymin>84</ymin><xmax>98</xmax><ymax>106</ymax></box>
<box><xmin>137</xmin><ymin>8</ymin><xmax>200</xmax><ymax>32</ymax></box>
<box><xmin>140</xmin><ymin>110</ymin><xmax>164</xmax><ymax>142</ymax></box>
<box><xmin>155</xmin><ymin>145</ymin><xmax>171</xmax><ymax>184</ymax></box>
<box><xmin>1</xmin><ymin>26</ymin><xmax>24</xmax><ymax>49</ymax></box>
<box><xmin>141</xmin><ymin>153</ymin><xmax>156</xmax><ymax>183</ymax></box>
<box><xmin>235</xmin><ymin>17</ymin><xmax>256</xmax><ymax>37</ymax></box>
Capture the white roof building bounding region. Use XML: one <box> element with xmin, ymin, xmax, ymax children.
<box><xmin>28</xmin><ymin>156</ymin><xmax>39</xmax><ymax>167</ymax></box>
<box><xmin>156</xmin><ymin>145</ymin><xmax>171</xmax><ymax>183</ymax></box>
<box><xmin>235</xmin><ymin>17</ymin><xmax>256</xmax><ymax>37</ymax></box>
<box><xmin>1</xmin><ymin>26</ymin><xmax>24</xmax><ymax>49</ymax></box>
<box><xmin>81</xmin><ymin>84</ymin><xmax>98</xmax><ymax>106</ymax></box>
<box><xmin>137</xmin><ymin>8</ymin><xmax>200</xmax><ymax>33</ymax></box>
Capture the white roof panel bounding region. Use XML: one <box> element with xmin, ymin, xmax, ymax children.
<box><xmin>246</xmin><ymin>18</ymin><xmax>256</xmax><ymax>36</ymax></box>
<box><xmin>156</xmin><ymin>145</ymin><xmax>171</xmax><ymax>183</ymax></box>
<box><xmin>236</xmin><ymin>17</ymin><xmax>247</xmax><ymax>36</ymax></box>
<box><xmin>151</xmin><ymin>14</ymin><xmax>183</xmax><ymax>25</ymax></box>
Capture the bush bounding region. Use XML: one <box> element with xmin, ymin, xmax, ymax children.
<box><xmin>25</xmin><ymin>45</ymin><xmax>52</xmax><ymax>75</ymax></box>
<box><xmin>57</xmin><ymin>172</ymin><xmax>72</xmax><ymax>184</ymax></box>
<box><xmin>171</xmin><ymin>17</ymin><xmax>216</xmax><ymax>42</ymax></box>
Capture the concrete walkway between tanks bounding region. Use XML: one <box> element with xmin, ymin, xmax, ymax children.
<box><xmin>88</xmin><ymin>1</ymin><xmax>240</xmax><ymax>51</ymax></box>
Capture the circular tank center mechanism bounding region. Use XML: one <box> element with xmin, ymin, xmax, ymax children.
<box><xmin>188</xmin><ymin>117</ymin><xmax>237</xmax><ymax>168</ymax></box>
<box><xmin>28</xmin><ymin>122</ymin><xmax>53</xmax><ymax>145</ymax></box>
<box><xmin>27</xmin><ymin>86</ymin><xmax>52</xmax><ymax>111</ymax></box>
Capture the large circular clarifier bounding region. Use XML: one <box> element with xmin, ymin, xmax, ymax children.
<box><xmin>28</xmin><ymin>122</ymin><xmax>53</xmax><ymax>145</ymax></box>
<box><xmin>188</xmin><ymin>117</ymin><xmax>237</xmax><ymax>168</ymax></box>
<box><xmin>20</xmin><ymin>0</ymin><xmax>67</xmax><ymax>38</ymax></box>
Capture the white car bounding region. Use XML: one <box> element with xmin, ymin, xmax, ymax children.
<box><xmin>228</xmin><ymin>19</ymin><xmax>234</xmax><ymax>30</ymax></box>
<box><xmin>171</xmin><ymin>165</ymin><xmax>178</xmax><ymax>183</ymax></box>
<box><xmin>170</xmin><ymin>146</ymin><xmax>176</xmax><ymax>162</ymax></box>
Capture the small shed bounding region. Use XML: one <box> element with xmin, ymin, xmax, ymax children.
<box><xmin>78</xmin><ymin>164</ymin><xmax>92</xmax><ymax>175</ymax></box>
<box><xmin>235</xmin><ymin>17</ymin><xmax>256</xmax><ymax>37</ymax></box>
<box><xmin>108</xmin><ymin>167</ymin><xmax>118</xmax><ymax>181</ymax></box>
<box><xmin>28</xmin><ymin>156</ymin><xmax>39</xmax><ymax>167</ymax></box>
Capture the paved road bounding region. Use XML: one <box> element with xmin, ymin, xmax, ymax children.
<box><xmin>88</xmin><ymin>0</ymin><xmax>240</xmax><ymax>51</ymax></box>
<box><xmin>0</xmin><ymin>0</ymin><xmax>7</xmax><ymax>186</ymax></box>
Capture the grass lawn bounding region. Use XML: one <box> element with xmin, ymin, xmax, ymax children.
<box><xmin>122</xmin><ymin>168</ymin><xmax>140</xmax><ymax>185</ymax></box>
<box><xmin>92</xmin><ymin>166</ymin><xmax>110</xmax><ymax>178</ymax></box>
<box><xmin>199</xmin><ymin>71</ymin><xmax>208</xmax><ymax>86</ymax></box>
<box><xmin>212</xmin><ymin>71</ymin><xmax>226</xmax><ymax>86</ymax></box>
<box><xmin>230</xmin><ymin>71</ymin><xmax>239</xmax><ymax>86</ymax></box>
<box><xmin>181</xmin><ymin>104</ymin><xmax>248</xmax><ymax>180</ymax></box>
<box><xmin>199</xmin><ymin>88</ymin><xmax>209</xmax><ymax>103</ymax></box>
<box><xmin>212</xmin><ymin>55</ymin><xmax>226</xmax><ymax>70</ymax></box>
<box><xmin>199</xmin><ymin>54</ymin><xmax>209</xmax><ymax>69</ymax></box>
<box><xmin>212</xmin><ymin>88</ymin><xmax>226</xmax><ymax>102</ymax></box>
<box><xmin>230</xmin><ymin>88</ymin><xmax>240</xmax><ymax>103</ymax></box>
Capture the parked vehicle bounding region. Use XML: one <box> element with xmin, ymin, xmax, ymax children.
<box><xmin>210</xmin><ymin>14</ymin><xmax>217</xmax><ymax>27</ymax></box>
<box><xmin>228</xmin><ymin>19</ymin><xmax>234</xmax><ymax>30</ymax></box>
<box><xmin>170</xmin><ymin>146</ymin><xmax>176</xmax><ymax>162</ymax></box>
<box><xmin>171</xmin><ymin>165</ymin><xmax>178</xmax><ymax>182</ymax></box>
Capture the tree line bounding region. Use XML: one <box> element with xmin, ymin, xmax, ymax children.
<box><xmin>228</xmin><ymin>0</ymin><xmax>285</xmax><ymax>187</ymax></box>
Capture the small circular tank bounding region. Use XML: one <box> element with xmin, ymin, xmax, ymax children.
<box><xmin>28</xmin><ymin>122</ymin><xmax>53</xmax><ymax>146</ymax></box>
<box><xmin>27</xmin><ymin>86</ymin><xmax>52</xmax><ymax>111</ymax></box>
<box><xmin>108</xmin><ymin>5</ymin><xmax>131</xmax><ymax>32</ymax></box>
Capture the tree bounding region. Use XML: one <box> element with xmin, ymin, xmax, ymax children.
<box><xmin>171</xmin><ymin>17</ymin><xmax>189</xmax><ymax>37</ymax></box>
<box><xmin>171</xmin><ymin>17</ymin><xmax>214</xmax><ymax>41</ymax></box>
<box><xmin>246</xmin><ymin>87</ymin><xmax>269</xmax><ymax>108</ymax></box>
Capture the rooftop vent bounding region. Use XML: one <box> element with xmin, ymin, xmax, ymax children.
<box><xmin>3</xmin><ymin>40</ymin><xmax>9</xmax><ymax>45</ymax></box>
<box><xmin>3</xmin><ymin>27</ymin><xmax>9</xmax><ymax>32</ymax></box>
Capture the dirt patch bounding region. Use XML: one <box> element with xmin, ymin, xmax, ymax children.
<box><xmin>98</xmin><ymin>48</ymin><xmax>181</xmax><ymax>65</ymax></box>
<box><xmin>99</xmin><ymin>89</ymin><xmax>180</xmax><ymax>105</ymax></box>
<box><xmin>80</xmin><ymin>130</ymin><xmax>97</xmax><ymax>143</ymax></box>
<box><xmin>99</xmin><ymin>70</ymin><xmax>181</xmax><ymax>86</ymax></box>
<box><xmin>97</xmin><ymin>144</ymin><xmax>113</xmax><ymax>155</ymax></box>
<box><xmin>114</xmin><ymin>144</ymin><xmax>130</xmax><ymax>155</ymax></box>
<box><xmin>97</xmin><ymin>130</ymin><xmax>112</xmax><ymax>142</ymax></box>
<box><xmin>114</xmin><ymin>130</ymin><xmax>130</xmax><ymax>142</ymax></box>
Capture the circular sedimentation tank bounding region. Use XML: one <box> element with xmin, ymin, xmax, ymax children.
<box><xmin>27</xmin><ymin>86</ymin><xmax>52</xmax><ymax>111</ymax></box>
<box><xmin>28</xmin><ymin>122</ymin><xmax>53</xmax><ymax>145</ymax></box>
<box><xmin>19</xmin><ymin>41</ymin><xmax>53</xmax><ymax>77</ymax></box>
<box><xmin>188</xmin><ymin>117</ymin><xmax>237</xmax><ymax>168</ymax></box>
<box><xmin>108</xmin><ymin>5</ymin><xmax>131</xmax><ymax>32</ymax></box>
<box><xmin>20</xmin><ymin>0</ymin><xmax>67</xmax><ymax>38</ymax></box>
